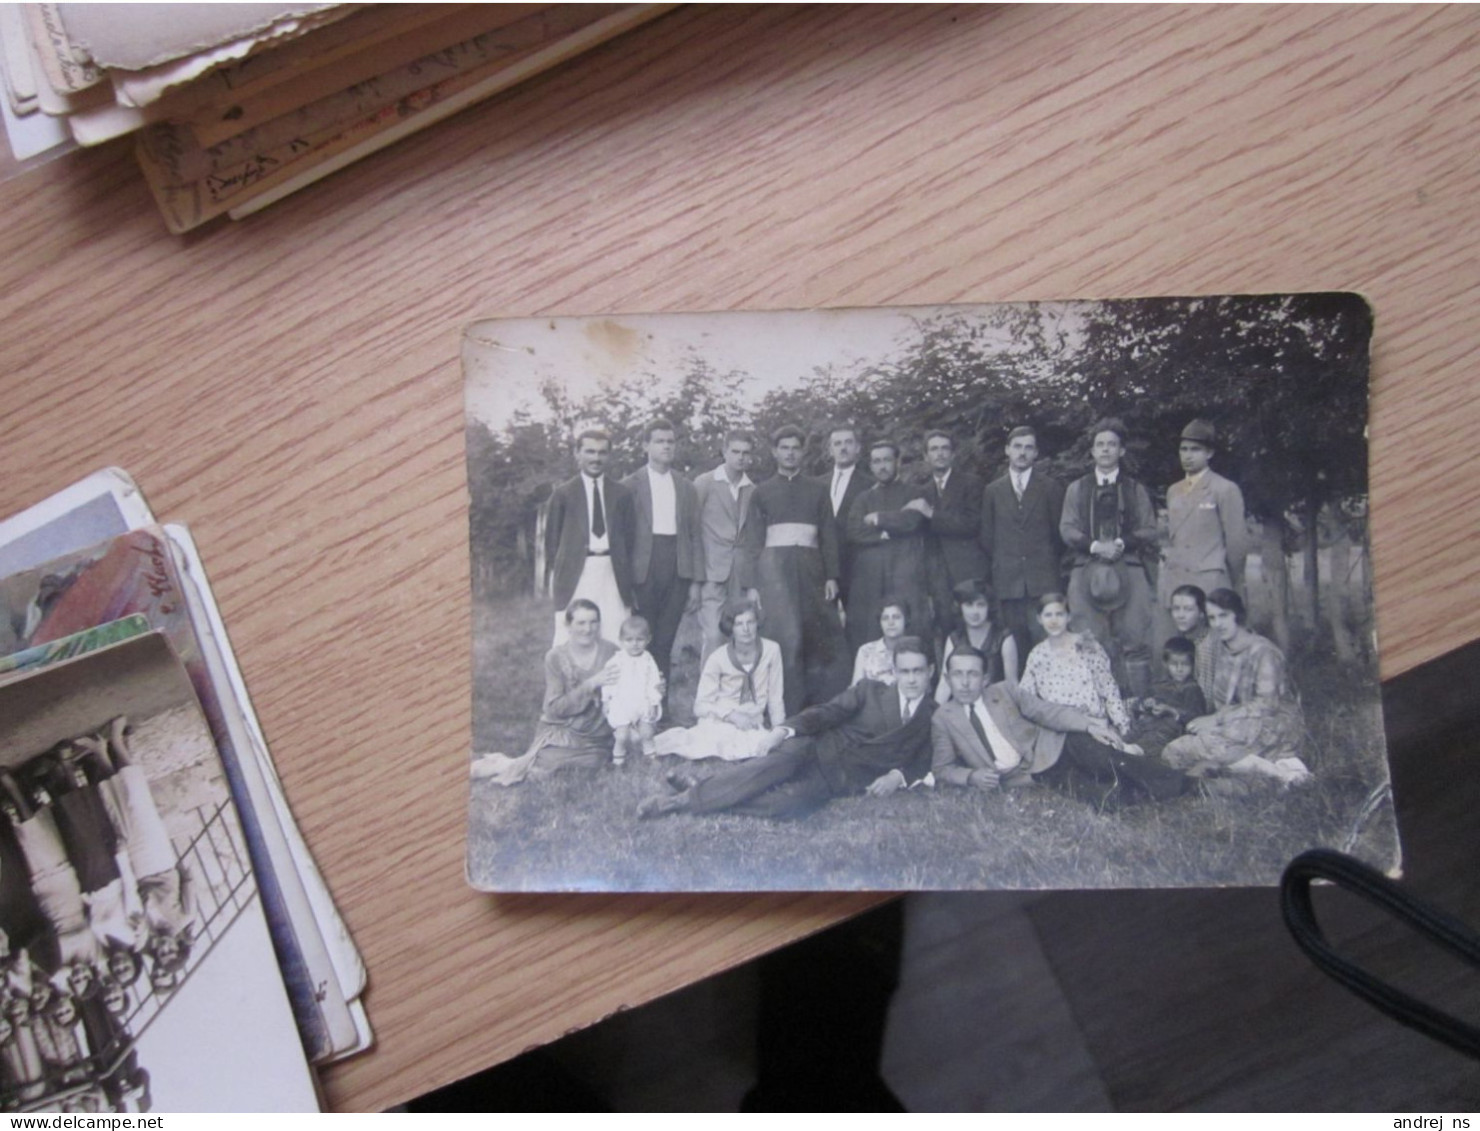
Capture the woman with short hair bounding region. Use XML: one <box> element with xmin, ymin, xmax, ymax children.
<box><xmin>1163</xmin><ymin>589</ymin><xmax>1309</xmax><ymax>783</ymax></box>
<box><xmin>654</xmin><ymin>599</ymin><xmax>784</xmax><ymax>761</ymax></box>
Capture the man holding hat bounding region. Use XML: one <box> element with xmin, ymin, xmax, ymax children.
<box><xmin>1156</xmin><ymin>419</ymin><xmax>1249</xmax><ymax>662</ymax></box>
<box><xmin>1060</xmin><ymin>417</ymin><xmax>1158</xmax><ymax>697</ymax></box>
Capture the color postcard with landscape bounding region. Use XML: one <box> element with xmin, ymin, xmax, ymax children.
<box><xmin>464</xmin><ymin>294</ymin><xmax>1396</xmax><ymax>893</ymax></box>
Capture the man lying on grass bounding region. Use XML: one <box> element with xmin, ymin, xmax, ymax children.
<box><xmin>638</xmin><ymin>637</ymin><xmax>937</xmax><ymax>820</ymax></box>
<box><xmin>933</xmin><ymin>647</ymin><xmax>1202</xmax><ymax>808</ymax></box>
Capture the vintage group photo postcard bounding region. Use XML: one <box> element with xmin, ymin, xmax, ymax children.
<box><xmin>463</xmin><ymin>294</ymin><xmax>1396</xmax><ymax>893</ymax></box>
<box><xmin>0</xmin><ymin>632</ymin><xmax>318</xmax><ymax>1112</ymax></box>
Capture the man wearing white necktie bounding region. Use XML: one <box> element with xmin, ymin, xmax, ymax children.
<box><xmin>639</xmin><ymin>638</ymin><xmax>938</xmax><ymax>820</ymax></box>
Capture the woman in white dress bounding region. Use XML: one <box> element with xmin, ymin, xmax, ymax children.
<box><xmin>654</xmin><ymin>600</ymin><xmax>784</xmax><ymax>761</ymax></box>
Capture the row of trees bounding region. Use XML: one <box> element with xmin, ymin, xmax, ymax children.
<box><xmin>467</xmin><ymin>294</ymin><xmax>1373</xmax><ymax>655</ymax></box>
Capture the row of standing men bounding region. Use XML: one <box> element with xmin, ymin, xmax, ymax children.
<box><xmin>544</xmin><ymin>415</ymin><xmax>1248</xmax><ymax>719</ymax></box>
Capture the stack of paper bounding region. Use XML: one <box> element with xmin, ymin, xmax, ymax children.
<box><xmin>0</xmin><ymin>3</ymin><xmax>672</xmax><ymax>232</ymax></box>
<box><xmin>0</xmin><ymin>470</ymin><xmax>367</xmax><ymax>1112</ymax></box>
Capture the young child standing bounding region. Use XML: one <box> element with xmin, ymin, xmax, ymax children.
<box><xmin>602</xmin><ymin>615</ymin><xmax>664</xmax><ymax>764</ymax></box>
<box><xmin>1127</xmin><ymin>636</ymin><xmax>1209</xmax><ymax>758</ymax></box>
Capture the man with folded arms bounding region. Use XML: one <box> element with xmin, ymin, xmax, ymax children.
<box><xmin>639</xmin><ymin>638</ymin><xmax>937</xmax><ymax>820</ymax></box>
<box><xmin>846</xmin><ymin>438</ymin><xmax>934</xmax><ymax>652</ymax></box>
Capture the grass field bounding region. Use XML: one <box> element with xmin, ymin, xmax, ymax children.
<box><xmin>468</xmin><ymin>595</ymin><xmax>1398</xmax><ymax>892</ymax></box>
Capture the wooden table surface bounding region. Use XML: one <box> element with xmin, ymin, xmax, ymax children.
<box><xmin>1</xmin><ymin>4</ymin><xmax>1476</xmax><ymax>1111</ymax></box>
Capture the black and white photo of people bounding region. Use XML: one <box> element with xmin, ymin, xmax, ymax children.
<box><xmin>465</xmin><ymin>294</ymin><xmax>1398</xmax><ymax>892</ymax></box>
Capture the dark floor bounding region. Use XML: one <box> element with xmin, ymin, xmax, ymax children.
<box><xmin>417</xmin><ymin>641</ymin><xmax>1480</xmax><ymax>1111</ymax></box>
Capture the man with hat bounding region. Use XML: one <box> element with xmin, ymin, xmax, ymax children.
<box><xmin>1156</xmin><ymin>419</ymin><xmax>1249</xmax><ymax>664</ymax></box>
<box><xmin>1059</xmin><ymin>417</ymin><xmax>1157</xmax><ymax>697</ymax></box>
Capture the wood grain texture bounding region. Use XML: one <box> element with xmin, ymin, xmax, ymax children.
<box><xmin>0</xmin><ymin>5</ymin><xmax>1476</xmax><ymax>1110</ymax></box>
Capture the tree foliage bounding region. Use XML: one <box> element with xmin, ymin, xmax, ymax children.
<box><xmin>468</xmin><ymin>296</ymin><xmax>1372</xmax><ymax>600</ymax></box>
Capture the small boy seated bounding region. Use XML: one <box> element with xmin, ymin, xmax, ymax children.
<box><xmin>1127</xmin><ymin>636</ymin><xmax>1209</xmax><ymax>759</ymax></box>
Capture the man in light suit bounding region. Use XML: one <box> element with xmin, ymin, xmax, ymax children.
<box><xmin>622</xmin><ymin>418</ymin><xmax>704</xmax><ymax>692</ymax></box>
<box><xmin>543</xmin><ymin>429</ymin><xmax>634</xmax><ymax>644</ymax></box>
<box><xmin>931</xmin><ymin>648</ymin><xmax>1193</xmax><ymax>805</ymax></box>
<box><xmin>694</xmin><ymin>430</ymin><xmax>756</xmax><ymax>662</ymax></box>
<box><xmin>1156</xmin><ymin>419</ymin><xmax>1248</xmax><ymax>668</ymax></box>
<box><xmin>639</xmin><ymin>638</ymin><xmax>937</xmax><ymax>820</ymax></box>
<box><xmin>916</xmin><ymin>430</ymin><xmax>988</xmax><ymax>645</ymax></box>
<box><xmin>979</xmin><ymin>425</ymin><xmax>1066</xmax><ymax>667</ymax></box>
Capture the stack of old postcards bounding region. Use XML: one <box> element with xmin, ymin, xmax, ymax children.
<box><xmin>0</xmin><ymin>470</ymin><xmax>366</xmax><ymax>1112</ymax></box>
<box><xmin>0</xmin><ymin>3</ymin><xmax>671</xmax><ymax>232</ymax></box>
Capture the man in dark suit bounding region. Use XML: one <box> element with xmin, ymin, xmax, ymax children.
<box><xmin>816</xmin><ymin>424</ymin><xmax>873</xmax><ymax>609</ymax></box>
<box><xmin>917</xmin><ymin>430</ymin><xmax>988</xmax><ymax>644</ymax></box>
<box><xmin>931</xmin><ymin>647</ymin><xmax>1192</xmax><ymax>805</ymax></box>
<box><xmin>543</xmin><ymin>429</ymin><xmax>634</xmax><ymax>644</ymax></box>
<box><xmin>845</xmin><ymin>439</ymin><xmax>933</xmax><ymax>653</ymax></box>
<box><xmin>621</xmin><ymin>418</ymin><xmax>704</xmax><ymax>690</ymax></box>
<box><xmin>639</xmin><ymin>638</ymin><xmax>937</xmax><ymax>820</ymax></box>
<box><xmin>979</xmin><ymin>425</ymin><xmax>1066</xmax><ymax>667</ymax></box>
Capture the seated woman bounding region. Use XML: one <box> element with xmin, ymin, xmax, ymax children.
<box><xmin>471</xmin><ymin>599</ymin><xmax>619</xmax><ymax>786</ymax></box>
<box><xmin>1163</xmin><ymin>589</ymin><xmax>1310</xmax><ymax>784</ymax></box>
<box><xmin>1167</xmin><ymin>584</ymin><xmax>1217</xmax><ymax>701</ymax></box>
<box><xmin>935</xmin><ymin>579</ymin><xmax>1019</xmax><ymax>703</ymax></box>
<box><xmin>851</xmin><ymin>596</ymin><xmax>913</xmax><ymax>687</ymax></box>
<box><xmin>653</xmin><ymin>600</ymin><xmax>784</xmax><ymax>762</ymax></box>
<box><xmin>1018</xmin><ymin>593</ymin><xmax>1192</xmax><ymax>806</ymax></box>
